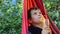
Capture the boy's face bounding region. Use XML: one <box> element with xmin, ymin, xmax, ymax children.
<box><xmin>30</xmin><ymin>9</ymin><xmax>43</xmax><ymax>24</ymax></box>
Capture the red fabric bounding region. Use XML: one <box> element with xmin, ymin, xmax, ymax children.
<box><xmin>22</xmin><ymin>0</ymin><xmax>60</xmax><ymax>34</ymax></box>
<box><xmin>22</xmin><ymin>0</ymin><xmax>28</xmax><ymax>34</ymax></box>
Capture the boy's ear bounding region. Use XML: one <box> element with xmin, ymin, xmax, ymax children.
<box><xmin>28</xmin><ymin>19</ymin><xmax>32</xmax><ymax>23</ymax></box>
<box><xmin>28</xmin><ymin>19</ymin><xmax>32</xmax><ymax>26</ymax></box>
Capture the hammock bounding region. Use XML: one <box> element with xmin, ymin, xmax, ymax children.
<box><xmin>22</xmin><ymin>0</ymin><xmax>60</xmax><ymax>34</ymax></box>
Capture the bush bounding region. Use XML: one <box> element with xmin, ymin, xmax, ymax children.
<box><xmin>0</xmin><ymin>0</ymin><xmax>22</xmax><ymax>34</ymax></box>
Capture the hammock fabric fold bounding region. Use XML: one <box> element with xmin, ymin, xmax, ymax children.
<box><xmin>22</xmin><ymin>0</ymin><xmax>60</xmax><ymax>34</ymax></box>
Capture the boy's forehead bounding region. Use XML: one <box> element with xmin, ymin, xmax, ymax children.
<box><xmin>31</xmin><ymin>9</ymin><xmax>41</xmax><ymax>13</ymax></box>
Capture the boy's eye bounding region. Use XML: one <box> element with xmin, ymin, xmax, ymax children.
<box><xmin>39</xmin><ymin>12</ymin><xmax>42</xmax><ymax>14</ymax></box>
<box><xmin>33</xmin><ymin>13</ymin><xmax>37</xmax><ymax>15</ymax></box>
<box><xmin>33</xmin><ymin>12</ymin><xmax>37</xmax><ymax>15</ymax></box>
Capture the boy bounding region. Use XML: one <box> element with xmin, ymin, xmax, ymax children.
<box><xmin>28</xmin><ymin>8</ymin><xmax>52</xmax><ymax>34</ymax></box>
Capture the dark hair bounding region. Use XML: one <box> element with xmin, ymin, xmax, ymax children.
<box><xmin>28</xmin><ymin>7</ymin><xmax>40</xmax><ymax>19</ymax></box>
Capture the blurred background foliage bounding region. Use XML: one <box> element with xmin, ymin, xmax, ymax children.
<box><xmin>0</xmin><ymin>0</ymin><xmax>60</xmax><ymax>34</ymax></box>
<box><xmin>43</xmin><ymin>0</ymin><xmax>60</xmax><ymax>29</ymax></box>
<box><xmin>0</xmin><ymin>0</ymin><xmax>22</xmax><ymax>34</ymax></box>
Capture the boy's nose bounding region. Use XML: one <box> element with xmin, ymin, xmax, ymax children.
<box><xmin>38</xmin><ymin>14</ymin><xmax>40</xmax><ymax>16</ymax></box>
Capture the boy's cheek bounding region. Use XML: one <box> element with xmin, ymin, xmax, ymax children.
<box><xmin>32</xmin><ymin>17</ymin><xmax>38</xmax><ymax>21</ymax></box>
<box><xmin>32</xmin><ymin>19</ymin><xmax>40</xmax><ymax>23</ymax></box>
<box><xmin>31</xmin><ymin>16</ymin><xmax>37</xmax><ymax>20</ymax></box>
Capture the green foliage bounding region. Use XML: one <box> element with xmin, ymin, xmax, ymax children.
<box><xmin>43</xmin><ymin>0</ymin><xmax>60</xmax><ymax>29</ymax></box>
<box><xmin>0</xmin><ymin>0</ymin><xmax>22</xmax><ymax>34</ymax></box>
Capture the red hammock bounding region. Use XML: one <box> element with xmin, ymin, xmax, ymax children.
<box><xmin>22</xmin><ymin>0</ymin><xmax>60</xmax><ymax>34</ymax></box>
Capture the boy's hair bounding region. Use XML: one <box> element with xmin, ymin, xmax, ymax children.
<box><xmin>28</xmin><ymin>7</ymin><xmax>40</xmax><ymax>19</ymax></box>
